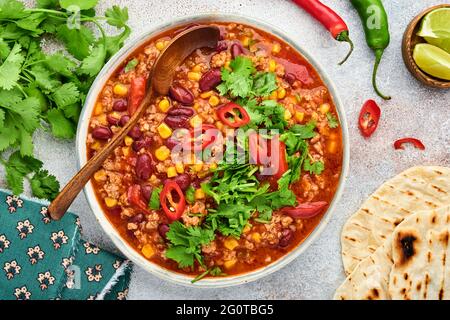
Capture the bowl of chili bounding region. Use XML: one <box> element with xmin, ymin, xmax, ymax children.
<box><xmin>76</xmin><ymin>14</ymin><xmax>349</xmax><ymax>287</ymax></box>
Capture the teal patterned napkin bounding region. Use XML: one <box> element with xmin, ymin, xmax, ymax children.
<box><xmin>0</xmin><ymin>190</ymin><xmax>132</xmax><ymax>300</ymax></box>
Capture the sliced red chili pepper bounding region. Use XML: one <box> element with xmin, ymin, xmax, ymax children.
<box><xmin>281</xmin><ymin>201</ymin><xmax>328</xmax><ymax>219</ymax></box>
<box><xmin>128</xmin><ymin>76</ymin><xmax>147</xmax><ymax>115</ymax></box>
<box><xmin>183</xmin><ymin>124</ymin><xmax>218</xmax><ymax>151</ymax></box>
<box><xmin>160</xmin><ymin>181</ymin><xmax>186</xmax><ymax>221</ymax></box>
<box><xmin>358</xmin><ymin>99</ymin><xmax>381</xmax><ymax>138</ymax></box>
<box><xmin>394</xmin><ymin>138</ymin><xmax>425</xmax><ymax>151</ymax></box>
<box><xmin>216</xmin><ymin>102</ymin><xmax>250</xmax><ymax>128</ymax></box>
<box><xmin>127</xmin><ymin>184</ymin><xmax>152</xmax><ymax>214</ymax></box>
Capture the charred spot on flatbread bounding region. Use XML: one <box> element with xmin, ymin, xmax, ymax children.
<box><xmin>395</xmin><ymin>231</ymin><xmax>419</xmax><ymax>266</ymax></box>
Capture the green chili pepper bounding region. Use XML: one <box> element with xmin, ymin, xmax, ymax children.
<box><xmin>351</xmin><ymin>0</ymin><xmax>391</xmax><ymax>100</ymax></box>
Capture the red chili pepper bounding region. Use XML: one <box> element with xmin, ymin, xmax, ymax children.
<box><xmin>292</xmin><ymin>0</ymin><xmax>354</xmax><ymax>65</ymax></box>
<box><xmin>160</xmin><ymin>181</ymin><xmax>186</xmax><ymax>221</ymax></box>
<box><xmin>127</xmin><ymin>184</ymin><xmax>152</xmax><ymax>214</ymax></box>
<box><xmin>183</xmin><ymin>124</ymin><xmax>218</xmax><ymax>151</ymax></box>
<box><xmin>359</xmin><ymin>99</ymin><xmax>381</xmax><ymax>138</ymax></box>
<box><xmin>394</xmin><ymin>138</ymin><xmax>425</xmax><ymax>151</ymax></box>
<box><xmin>128</xmin><ymin>76</ymin><xmax>147</xmax><ymax>115</ymax></box>
<box><xmin>216</xmin><ymin>102</ymin><xmax>250</xmax><ymax>128</ymax></box>
<box><xmin>281</xmin><ymin>201</ymin><xmax>328</xmax><ymax>219</ymax></box>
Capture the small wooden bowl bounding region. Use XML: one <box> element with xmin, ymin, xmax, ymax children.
<box><xmin>402</xmin><ymin>4</ymin><xmax>450</xmax><ymax>89</ymax></box>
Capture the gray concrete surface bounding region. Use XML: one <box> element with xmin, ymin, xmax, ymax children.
<box><xmin>2</xmin><ymin>0</ymin><xmax>449</xmax><ymax>299</ymax></box>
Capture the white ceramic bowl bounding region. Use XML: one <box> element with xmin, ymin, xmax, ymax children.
<box><xmin>77</xmin><ymin>14</ymin><xmax>350</xmax><ymax>288</ymax></box>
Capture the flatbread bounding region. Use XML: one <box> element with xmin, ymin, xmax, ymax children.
<box><xmin>341</xmin><ymin>166</ymin><xmax>450</xmax><ymax>274</ymax></box>
<box><xmin>389</xmin><ymin>206</ymin><xmax>450</xmax><ymax>300</ymax></box>
<box><xmin>334</xmin><ymin>206</ymin><xmax>450</xmax><ymax>300</ymax></box>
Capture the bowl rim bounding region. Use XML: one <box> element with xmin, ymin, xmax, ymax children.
<box><xmin>76</xmin><ymin>13</ymin><xmax>350</xmax><ymax>288</ymax></box>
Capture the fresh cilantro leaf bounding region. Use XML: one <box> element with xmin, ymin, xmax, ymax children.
<box><xmin>124</xmin><ymin>58</ymin><xmax>138</xmax><ymax>73</ymax></box>
<box><xmin>253</xmin><ymin>72</ymin><xmax>277</xmax><ymax>97</ymax></box>
<box><xmin>105</xmin><ymin>6</ymin><xmax>129</xmax><ymax>28</ymax></box>
<box><xmin>56</xmin><ymin>24</ymin><xmax>95</xmax><ymax>60</ymax></box>
<box><xmin>30</xmin><ymin>169</ymin><xmax>60</xmax><ymax>200</ymax></box>
<box><xmin>303</xmin><ymin>158</ymin><xmax>325</xmax><ymax>175</ymax></box>
<box><xmin>52</xmin><ymin>83</ymin><xmax>79</xmax><ymax>108</ymax></box>
<box><xmin>191</xmin><ymin>266</ymin><xmax>225</xmax><ymax>283</ymax></box>
<box><xmin>185</xmin><ymin>186</ymin><xmax>195</xmax><ymax>204</ymax></box>
<box><xmin>29</xmin><ymin>64</ymin><xmax>61</xmax><ymax>92</ymax></box>
<box><xmin>217</xmin><ymin>56</ymin><xmax>254</xmax><ymax>98</ymax></box>
<box><xmin>24</xmin><ymin>84</ymin><xmax>48</xmax><ymax>112</ymax></box>
<box><xmin>45</xmin><ymin>53</ymin><xmax>77</xmax><ymax>77</ymax></box>
<box><xmin>78</xmin><ymin>44</ymin><xmax>106</xmax><ymax>76</ymax></box>
<box><xmin>4</xmin><ymin>151</ymin><xmax>43</xmax><ymax>195</ymax></box>
<box><xmin>149</xmin><ymin>186</ymin><xmax>161</xmax><ymax>210</ymax></box>
<box><xmin>59</xmin><ymin>0</ymin><xmax>98</xmax><ymax>10</ymax></box>
<box><xmin>15</xmin><ymin>12</ymin><xmax>46</xmax><ymax>34</ymax></box>
<box><xmin>37</xmin><ymin>0</ymin><xmax>59</xmax><ymax>8</ymax></box>
<box><xmin>0</xmin><ymin>0</ymin><xmax>28</xmax><ymax>19</ymax></box>
<box><xmin>326</xmin><ymin>112</ymin><xmax>339</xmax><ymax>128</ymax></box>
<box><xmin>0</xmin><ymin>42</ymin><xmax>23</xmax><ymax>90</ymax></box>
<box><xmin>0</xmin><ymin>38</ymin><xmax>10</xmax><ymax>60</ymax></box>
<box><xmin>46</xmin><ymin>108</ymin><xmax>75</xmax><ymax>139</ymax></box>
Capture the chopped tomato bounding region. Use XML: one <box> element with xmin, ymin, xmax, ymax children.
<box><xmin>160</xmin><ymin>181</ymin><xmax>186</xmax><ymax>221</ymax></box>
<box><xmin>216</xmin><ymin>102</ymin><xmax>250</xmax><ymax>128</ymax></box>
<box><xmin>128</xmin><ymin>76</ymin><xmax>147</xmax><ymax>115</ymax></box>
<box><xmin>358</xmin><ymin>99</ymin><xmax>381</xmax><ymax>138</ymax></box>
<box><xmin>281</xmin><ymin>201</ymin><xmax>328</xmax><ymax>219</ymax></box>
<box><xmin>394</xmin><ymin>138</ymin><xmax>425</xmax><ymax>150</ymax></box>
<box><xmin>127</xmin><ymin>184</ymin><xmax>152</xmax><ymax>214</ymax></box>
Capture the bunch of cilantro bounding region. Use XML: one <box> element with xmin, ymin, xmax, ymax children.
<box><xmin>0</xmin><ymin>0</ymin><xmax>130</xmax><ymax>200</ymax></box>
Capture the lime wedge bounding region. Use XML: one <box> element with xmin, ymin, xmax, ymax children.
<box><xmin>413</xmin><ymin>43</ymin><xmax>450</xmax><ymax>80</ymax></box>
<box><xmin>424</xmin><ymin>36</ymin><xmax>450</xmax><ymax>54</ymax></box>
<box><xmin>417</xmin><ymin>8</ymin><xmax>450</xmax><ymax>39</ymax></box>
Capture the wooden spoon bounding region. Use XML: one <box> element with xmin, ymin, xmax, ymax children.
<box><xmin>49</xmin><ymin>25</ymin><xmax>220</xmax><ymax>220</ymax></box>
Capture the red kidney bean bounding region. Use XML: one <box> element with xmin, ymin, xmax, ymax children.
<box><xmin>135</xmin><ymin>154</ymin><xmax>153</xmax><ymax>180</ymax></box>
<box><xmin>141</xmin><ymin>184</ymin><xmax>153</xmax><ymax>202</ymax></box>
<box><xmin>167</xmin><ymin>107</ymin><xmax>194</xmax><ymax>117</ymax></box>
<box><xmin>129</xmin><ymin>213</ymin><xmax>144</xmax><ymax>224</ymax></box>
<box><xmin>164</xmin><ymin>115</ymin><xmax>190</xmax><ymax>129</ymax></box>
<box><xmin>158</xmin><ymin>224</ymin><xmax>170</xmax><ymax>239</ymax></box>
<box><xmin>128</xmin><ymin>125</ymin><xmax>142</xmax><ymax>139</ymax></box>
<box><xmin>279</xmin><ymin>229</ymin><xmax>294</xmax><ymax>247</ymax></box>
<box><xmin>215</xmin><ymin>40</ymin><xmax>228</xmax><ymax>52</ymax></box>
<box><xmin>107</xmin><ymin>115</ymin><xmax>119</xmax><ymax>126</ymax></box>
<box><xmin>284</xmin><ymin>73</ymin><xmax>296</xmax><ymax>86</ymax></box>
<box><xmin>169</xmin><ymin>174</ymin><xmax>191</xmax><ymax>191</ymax></box>
<box><xmin>109</xmin><ymin>207</ymin><xmax>122</xmax><ymax>215</ymax></box>
<box><xmin>92</xmin><ymin>126</ymin><xmax>112</xmax><ymax>140</ymax></box>
<box><xmin>231</xmin><ymin>43</ymin><xmax>244</xmax><ymax>58</ymax></box>
<box><xmin>119</xmin><ymin>115</ymin><xmax>130</xmax><ymax>127</ymax></box>
<box><xmin>165</xmin><ymin>137</ymin><xmax>181</xmax><ymax>150</ymax></box>
<box><xmin>199</xmin><ymin>69</ymin><xmax>222</xmax><ymax>92</ymax></box>
<box><xmin>113</xmin><ymin>99</ymin><xmax>128</xmax><ymax>111</ymax></box>
<box><xmin>132</xmin><ymin>136</ymin><xmax>152</xmax><ymax>152</ymax></box>
<box><xmin>169</xmin><ymin>85</ymin><xmax>194</xmax><ymax>105</ymax></box>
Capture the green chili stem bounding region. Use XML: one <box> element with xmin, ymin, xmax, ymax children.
<box><xmin>337</xmin><ymin>32</ymin><xmax>354</xmax><ymax>65</ymax></box>
<box><xmin>372</xmin><ymin>49</ymin><xmax>391</xmax><ymax>100</ymax></box>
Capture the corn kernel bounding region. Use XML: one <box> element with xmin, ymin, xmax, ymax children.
<box><xmin>113</xmin><ymin>84</ymin><xmax>128</xmax><ymax>97</ymax></box>
<box><xmin>328</xmin><ymin>141</ymin><xmax>338</xmax><ymax>154</ymax></box>
<box><xmin>272</xmin><ymin>43</ymin><xmax>281</xmax><ymax>54</ymax></box>
<box><xmin>94</xmin><ymin>102</ymin><xmax>103</xmax><ymax>115</ymax></box>
<box><xmin>105</xmin><ymin>197</ymin><xmax>117</xmax><ymax>208</ymax></box>
<box><xmin>277</xmin><ymin>88</ymin><xmax>286</xmax><ymax>99</ymax></box>
<box><xmin>193</xmin><ymin>162</ymin><xmax>203</xmax><ymax>172</ymax></box>
<box><xmin>193</xmin><ymin>103</ymin><xmax>200</xmax><ymax>111</ymax></box>
<box><xmin>209</xmin><ymin>163</ymin><xmax>217</xmax><ymax>170</ymax></box>
<box><xmin>215</xmin><ymin>121</ymin><xmax>223</xmax><ymax>131</ymax></box>
<box><xmin>284</xmin><ymin>109</ymin><xmax>292</xmax><ymax>120</ymax></box>
<box><xmin>209</xmin><ymin>95</ymin><xmax>220</xmax><ymax>107</ymax></box>
<box><xmin>175</xmin><ymin>163</ymin><xmax>184</xmax><ymax>174</ymax></box>
<box><xmin>94</xmin><ymin>169</ymin><xmax>106</xmax><ymax>182</ymax></box>
<box><xmin>190</xmin><ymin>115</ymin><xmax>202</xmax><ymax>128</ymax></box>
<box><xmin>91</xmin><ymin>141</ymin><xmax>101</xmax><ymax>151</ymax></box>
<box><xmin>157</xmin><ymin>123</ymin><xmax>172</xmax><ymax>139</ymax></box>
<box><xmin>243</xmin><ymin>225</ymin><xmax>251</xmax><ymax>234</ymax></box>
<box><xmin>224</xmin><ymin>61</ymin><xmax>231</xmax><ymax>70</ymax></box>
<box><xmin>122</xmin><ymin>147</ymin><xmax>131</xmax><ymax>156</ymax></box>
<box><xmin>195</xmin><ymin>188</ymin><xmax>205</xmax><ymax>200</ymax></box>
<box><xmin>269</xmin><ymin>90</ymin><xmax>278</xmax><ymax>100</ymax></box>
<box><xmin>224</xmin><ymin>238</ymin><xmax>239</xmax><ymax>251</ymax></box>
<box><xmin>192</xmin><ymin>64</ymin><xmax>202</xmax><ymax>73</ymax></box>
<box><xmin>158</xmin><ymin>98</ymin><xmax>171</xmax><ymax>113</ymax></box>
<box><xmin>97</xmin><ymin>114</ymin><xmax>108</xmax><ymax>126</ymax></box>
<box><xmin>242</xmin><ymin>36</ymin><xmax>251</xmax><ymax>47</ymax></box>
<box><xmin>155</xmin><ymin>41</ymin><xmax>165</xmax><ymax>51</ymax></box>
<box><xmin>124</xmin><ymin>136</ymin><xmax>133</xmax><ymax>146</ymax></box>
<box><xmin>295</xmin><ymin>111</ymin><xmax>305</xmax><ymax>123</ymax></box>
<box><xmin>141</xmin><ymin>244</ymin><xmax>154</xmax><ymax>259</ymax></box>
<box><xmin>224</xmin><ymin>259</ymin><xmax>237</xmax><ymax>269</ymax></box>
<box><xmin>200</xmin><ymin>91</ymin><xmax>214</xmax><ymax>99</ymax></box>
<box><xmin>251</xmin><ymin>232</ymin><xmax>261</xmax><ymax>243</ymax></box>
<box><xmin>188</xmin><ymin>72</ymin><xmax>201</xmax><ymax>82</ymax></box>
<box><xmin>320</xmin><ymin>103</ymin><xmax>331</xmax><ymax>114</ymax></box>
<box><xmin>269</xmin><ymin>59</ymin><xmax>277</xmax><ymax>72</ymax></box>
<box><xmin>155</xmin><ymin>146</ymin><xmax>170</xmax><ymax>161</ymax></box>
<box><xmin>167</xmin><ymin>166</ymin><xmax>177</xmax><ymax>178</ymax></box>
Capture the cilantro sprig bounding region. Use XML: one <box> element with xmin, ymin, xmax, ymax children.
<box><xmin>0</xmin><ymin>0</ymin><xmax>131</xmax><ymax>200</ymax></box>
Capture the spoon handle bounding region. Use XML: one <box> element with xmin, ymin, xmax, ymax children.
<box><xmin>48</xmin><ymin>93</ymin><xmax>152</xmax><ymax>220</ymax></box>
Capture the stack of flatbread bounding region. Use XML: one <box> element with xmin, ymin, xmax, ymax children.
<box><xmin>334</xmin><ymin>166</ymin><xmax>450</xmax><ymax>300</ymax></box>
